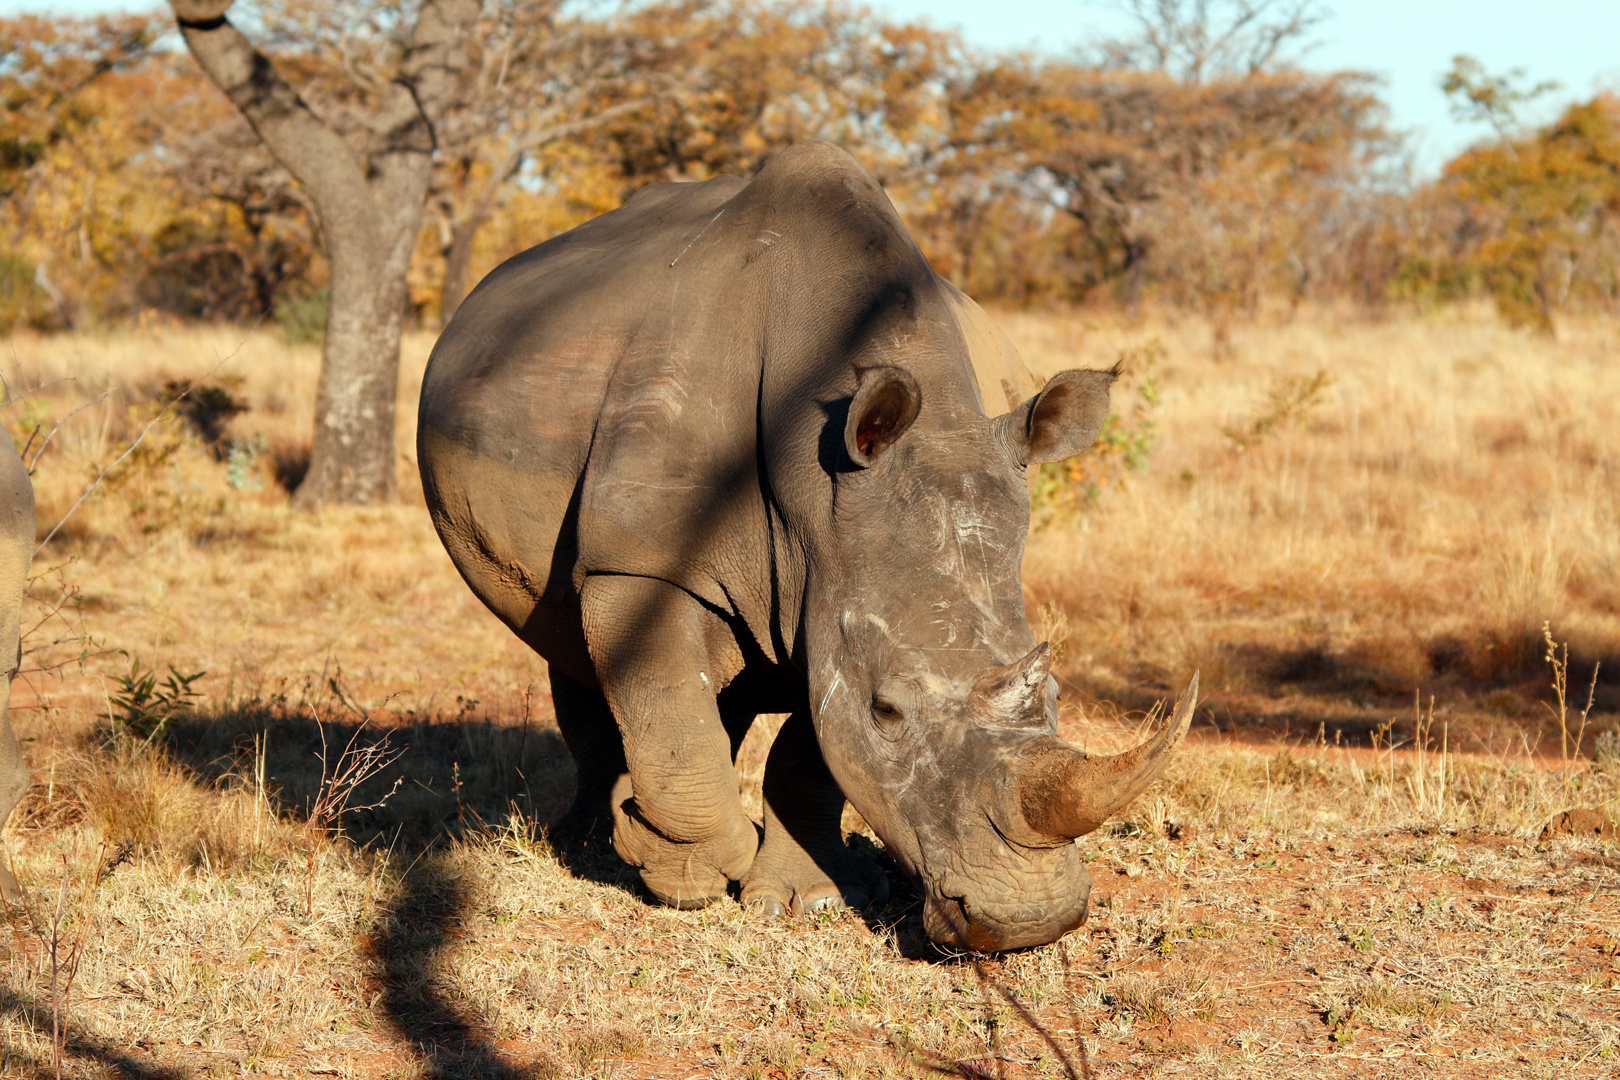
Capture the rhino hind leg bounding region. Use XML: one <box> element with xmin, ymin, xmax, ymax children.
<box><xmin>548</xmin><ymin>665</ymin><xmax>628</xmax><ymax>841</ymax></box>
<box><xmin>581</xmin><ymin>575</ymin><xmax>758</xmax><ymax>909</ymax></box>
<box><xmin>741</xmin><ymin>710</ymin><xmax>889</xmax><ymax>917</ymax></box>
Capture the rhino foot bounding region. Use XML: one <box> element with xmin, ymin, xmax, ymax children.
<box><xmin>740</xmin><ymin>835</ymin><xmax>889</xmax><ymax>917</ymax></box>
<box><xmin>610</xmin><ymin>775</ymin><xmax>758</xmax><ymax>909</ymax></box>
<box><xmin>743</xmin><ymin>708</ymin><xmax>890</xmax><ymax>918</ymax></box>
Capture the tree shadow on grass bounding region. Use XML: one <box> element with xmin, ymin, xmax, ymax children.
<box><xmin>1064</xmin><ymin>634</ymin><xmax>1620</xmax><ymax>757</ymax></box>
<box><xmin>162</xmin><ymin>699</ymin><xmax>575</xmax><ymax>850</ymax></box>
<box><xmin>364</xmin><ymin>857</ymin><xmax>527</xmax><ymax>1080</ymax></box>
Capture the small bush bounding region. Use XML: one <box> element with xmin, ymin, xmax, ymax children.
<box><xmin>226</xmin><ymin>434</ymin><xmax>267</xmax><ymax>491</ymax></box>
<box><xmin>105</xmin><ymin>657</ymin><xmax>205</xmax><ymax>743</ymax></box>
<box><xmin>1223</xmin><ymin>369</ymin><xmax>1333</xmax><ymax>452</ymax></box>
<box><xmin>160</xmin><ymin>378</ymin><xmax>250</xmax><ymax>455</ymax></box>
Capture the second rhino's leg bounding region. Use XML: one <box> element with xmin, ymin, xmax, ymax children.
<box><xmin>0</xmin><ymin>686</ymin><xmax>28</xmax><ymax>903</ymax></box>
<box><xmin>548</xmin><ymin>664</ymin><xmax>627</xmax><ymax>840</ymax></box>
<box><xmin>581</xmin><ymin>574</ymin><xmax>757</xmax><ymax>908</ymax></box>
<box><xmin>741</xmin><ymin>710</ymin><xmax>888</xmax><ymax>916</ymax></box>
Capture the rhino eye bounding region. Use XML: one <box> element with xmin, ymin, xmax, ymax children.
<box><xmin>872</xmin><ymin>695</ymin><xmax>905</xmax><ymax>727</ymax></box>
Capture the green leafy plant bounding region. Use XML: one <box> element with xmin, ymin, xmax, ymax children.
<box><xmin>104</xmin><ymin>656</ymin><xmax>205</xmax><ymax>742</ymax></box>
<box><xmin>1325</xmin><ymin>1003</ymin><xmax>1355</xmax><ymax>1045</ymax></box>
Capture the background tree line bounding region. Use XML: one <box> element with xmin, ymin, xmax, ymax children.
<box><xmin>2</xmin><ymin>0</ymin><xmax>1616</xmax><ymax>502</ymax></box>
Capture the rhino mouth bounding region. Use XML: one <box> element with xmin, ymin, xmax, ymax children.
<box><xmin>921</xmin><ymin>885</ymin><xmax>1091</xmax><ymax>952</ymax></box>
<box><xmin>918</xmin><ymin>857</ymin><xmax>1093</xmax><ymax>952</ymax></box>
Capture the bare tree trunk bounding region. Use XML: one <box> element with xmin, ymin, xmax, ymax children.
<box><xmin>308</xmin><ymin>232</ymin><xmax>413</xmax><ymax>502</ymax></box>
<box><xmin>168</xmin><ymin>0</ymin><xmax>479</xmax><ymax>506</ymax></box>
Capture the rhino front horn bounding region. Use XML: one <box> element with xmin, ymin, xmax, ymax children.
<box><xmin>1016</xmin><ymin>672</ymin><xmax>1199</xmax><ymax>842</ymax></box>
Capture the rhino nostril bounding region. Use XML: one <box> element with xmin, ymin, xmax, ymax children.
<box><xmin>923</xmin><ymin>892</ymin><xmax>982</xmax><ymax>948</ymax></box>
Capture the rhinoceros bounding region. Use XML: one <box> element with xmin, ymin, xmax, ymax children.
<box><xmin>419</xmin><ymin>142</ymin><xmax>1195</xmax><ymax>950</ymax></box>
<box><xmin>0</xmin><ymin>435</ymin><xmax>33</xmax><ymax>902</ymax></box>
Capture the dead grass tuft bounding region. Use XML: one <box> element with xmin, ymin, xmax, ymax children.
<box><xmin>54</xmin><ymin>742</ymin><xmax>287</xmax><ymax>871</ymax></box>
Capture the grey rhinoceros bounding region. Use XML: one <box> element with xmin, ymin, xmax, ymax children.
<box><xmin>0</xmin><ymin>434</ymin><xmax>33</xmax><ymax>901</ymax></box>
<box><xmin>419</xmin><ymin>142</ymin><xmax>1196</xmax><ymax>951</ymax></box>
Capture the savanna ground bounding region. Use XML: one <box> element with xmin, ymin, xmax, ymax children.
<box><xmin>0</xmin><ymin>305</ymin><xmax>1616</xmax><ymax>1078</ymax></box>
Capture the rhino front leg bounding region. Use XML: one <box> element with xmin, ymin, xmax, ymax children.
<box><xmin>581</xmin><ymin>575</ymin><xmax>758</xmax><ymax>908</ymax></box>
<box><xmin>741</xmin><ymin>710</ymin><xmax>889</xmax><ymax>916</ymax></box>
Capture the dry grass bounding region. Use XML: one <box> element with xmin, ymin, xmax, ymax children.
<box><xmin>0</xmin><ymin>308</ymin><xmax>1613</xmax><ymax>1077</ymax></box>
<box><xmin>1008</xmin><ymin>303</ymin><xmax>1620</xmax><ymax>753</ymax></box>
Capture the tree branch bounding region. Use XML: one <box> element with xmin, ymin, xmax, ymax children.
<box><xmin>171</xmin><ymin>7</ymin><xmax>375</xmax><ymax>237</ymax></box>
<box><xmin>363</xmin><ymin>0</ymin><xmax>481</xmax><ymax>216</ymax></box>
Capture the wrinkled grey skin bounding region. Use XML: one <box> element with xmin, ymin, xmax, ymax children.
<box><xmin>420</xmin><ymin>142</ymin><xmax>1190</xmax><ymax>950</ymax></box>
<box><xmin>0</xmin><ymin>436</ymin><xmax>33</xmax><ymax>902</ymax></box>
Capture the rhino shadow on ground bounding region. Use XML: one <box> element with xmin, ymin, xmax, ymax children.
<box><xmin>839</xmin><ymin>834</ymin><xmax>939</xmax><ymax>960</ymax></box>
<box><xmin>159</xmin><ymin>701</ymin><xmax>593</xmax><ymax>1078</ymax></box>
<box><xmin>155</xmin><ymin>698</ymin><xmax>955</xmax><ymax>1072</ymax></box>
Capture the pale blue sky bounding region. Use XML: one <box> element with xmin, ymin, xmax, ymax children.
<box><xmin>878</xmin><ymin>0</ymin><xmax>1620</xmax><ymax>173</ymax></box>
<box><xmin>9</xmin><ymin>1</ymin><xmax>1618</xmax><ymax>175</ymax></box>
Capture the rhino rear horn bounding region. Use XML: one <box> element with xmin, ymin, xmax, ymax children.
<box><xmin>1016</xmin><ymin>672</ymin><xmax>1198</xmax><ymax>841</ymax></box>
<box><xmin>845</xmin><ymin>366</ymin><xmax>921</xmax><ymax>466</ymax></box>
<box><xmin>970</xmin><ymin>642</ymin><xmax>1051</xmax><ymax>724</ymax></box>
<box><xmin>1000</xmin><ymin>365</ymin><xmax>1119</xmax><ymax>465</ymax></box>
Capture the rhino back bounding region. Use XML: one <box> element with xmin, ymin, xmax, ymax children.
<box><xmin>421</xmin><ymin>173</ymin><xmax>749</xmax><ymax>475</ymax></box>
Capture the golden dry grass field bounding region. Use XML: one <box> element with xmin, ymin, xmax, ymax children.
<box><xmin>0</xmin><ymin>307</ymin><xmax>1616</xmax><ymax>1078</ymax></box>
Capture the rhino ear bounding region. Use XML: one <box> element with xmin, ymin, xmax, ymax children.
<box><xmin>1000</xmin><ymin>366</ymin><xmax>1118</xmax><ymax>466</ymax></box>
<box><xmin>845</xmin><ymin>366</ymin><xmax>922</xmax><ymax>467</ymax></box>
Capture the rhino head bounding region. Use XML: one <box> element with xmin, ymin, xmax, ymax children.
<box><xmin>803</xmin><ymin>363</ymin><xmax>1196</xmax><ymax>952</ymax></box>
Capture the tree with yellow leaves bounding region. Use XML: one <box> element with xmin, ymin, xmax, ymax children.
<box><xmin>0</xmin><ymin>13</ymin><xmax>161</xmax><ymax>330</ymax></box>
<box><xmin>1430</xmin><ymin>58</ymin><xmax>1619</xmax><ymax>332</ymax></box>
